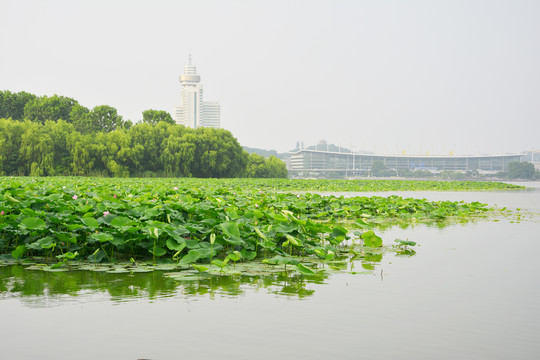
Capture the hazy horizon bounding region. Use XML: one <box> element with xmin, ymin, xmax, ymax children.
<box><xmin>1</xmin><ymin>0</ymin><xmax>539</xmax><ymax>155</ymax></box>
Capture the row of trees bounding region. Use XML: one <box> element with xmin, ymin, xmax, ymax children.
<box><xmin>0</xmin><ymin>91</ymin><xmax>288</xmax><ymax>178</ymax></box>
<box><xmin>504</xmin><ymin>162</ymin><xmax>537</xmax><ymax>180</ymax></box>
<box><xmin>0</xmin><ymin>118</ymin><xmax>287</xmax><ymax>178</ymax></box>
<box><xmin>0</xmin><ymin>91</ymin><xmax>175</xmax><ymax>132</ymax></box>
<box><xmin>0</xmin><ymin>90</ymin><xmax>131</xmax><ymax>133</ymax></box>
<box><xmin>370</xmin><ymin>160</ymin><xmax>537</xmax><ymax>180</ymax></box>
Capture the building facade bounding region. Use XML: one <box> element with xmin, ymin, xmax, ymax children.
<box><xmin>175</xmin><ymin>56</ymin><xmax>220</xmax><ymax>129</ymax></box>
<box><xmin>524</xmin><ymin>150</ymin><xmax>540</xmax><ymax>170</ymax></box>
<box><xmin>288</xmin><ymin>148</ymin><xmax>525</xmax><ymax>177</ymax></box>
<box><xmin>201</xmin><ymin>101</ymin><xmax>221</xmax><ymax>128</ymax></box>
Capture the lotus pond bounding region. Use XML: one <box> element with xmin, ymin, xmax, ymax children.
<box><xmin>0</xmin><ymin>177</ymin><xmax>505</xmax><ymax>273</ymax></box>
<box><xmin>1</xmin><ymin>178</ymin><xmax>539</xmax><ymax>359</ymax></box>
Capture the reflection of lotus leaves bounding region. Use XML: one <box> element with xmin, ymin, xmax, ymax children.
<box><xmin>362</xmin><ymin>263</ymin><xmax>375</xmax><ymax>270</ymax></box>
<box><xmin>0</xmin><ymin>263</ymin><xmax>332</xmax><ymax>302</ymax></box>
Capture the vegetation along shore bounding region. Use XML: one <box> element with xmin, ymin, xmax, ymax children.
<box><xmin>0</xmin><ymin>177</ymin><xmax>521</xmax><ymax>275</ymax></box>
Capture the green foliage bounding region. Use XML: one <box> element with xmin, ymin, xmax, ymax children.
<box><xmin>361</xmin><ymin>231</ymin><xmax>383</xmax><ymax>248</ymax></box>
<box><xmin>395</xmin><ymin>239</ymin><xmax>416</xmax><ymax>247</ymax></box>
<box><xmin>295</xmin><ymin>263</ymin><xmax>315</xmax><ymax>275</ymax></box>
<box><xmin>142</xmin><ymin>109</ymin><xmax>174</xmax><ymax>125</ymax></box>
<box><xmin>11</xmin><ymin>245</ymin><xmax>26</xmax><ymax>259</ymax></box>
<box><xmin>0</xmin><ymin>90</ymin><xmax>37</xmax><ymax>120</ymax></box>
<box><xmin>507</xmin><ymin>161</ymin><xmax>535</xmax><ymax>180</ymax></box>
<box><xmin>398</xmin><ymin>169</ymin><xmax>434</xmax><ymax>178</ymax></box>
<box><xmin>0</xmin><ymin>92</ymin><xmax>530</xmax><ymax>182</ymax></box>
<box><xmin>179</xmin><ymin>250</ymin><xmax>201</xmax><ymax>265</ymax></box>
<box><xmin>23</xmin><ymin>95</ymin><xmax>78</xmax><ymax>124</ymax></box>
<box><xmin>0</xmin><ymin>118</ymin><xmax>260</xmax><ymax>178</ymax></box>
<box><xmin>0</xmin><ymin>262</ymin><xmax>331</xmax><ymax>299</ymax></box>
<box><xmin>243</xmin><ymin>146</ymin><xmax>286</xmax><ymax>159</ymax></box>
<box><xmin>246</xmin><ymin>153</ymin><xmax>288</xmax><ymax>178</ymax></box>
<box><xmin>20</xmin><ymin>217</ymin><xmax>47</xmax><ymax>230</ymax></box>
<box><xmin>371</xmin><ymin>160</ymin><xmax>395</xmax><ymax>177</ymax></box>
<box><xmin>0</xmin><ymin>177</ymin><xmax>496</xmax><ymax>267</ymax></box>
<box><xmin>89</xmin><ymin>105</ymin><xmax>125</xmax><ymax>133</ymax></box>
<box><xmin>69</xmin><ymin>104</ymin><xmax>92</xmax><ymax>133</ymax></box>
<box><xmin>188</xmin><ymin>127</ymin><xmax>248</xmax><ymax>178</ymax></box>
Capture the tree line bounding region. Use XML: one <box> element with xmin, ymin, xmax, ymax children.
<box><xmin>0</xmin><ymin>90</ymin><xmax>287</xmax><ymax>178</ymax></box>
<box><xmin>370</xmin><ymin>159</ymin><xmax>537</xmax><ymax>180</ymax></box>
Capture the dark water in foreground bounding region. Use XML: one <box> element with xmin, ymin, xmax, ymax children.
<box><xmin>1</xmin><ymin>182</ymin><xmax>539</xmax><ymax>360</ymax></box>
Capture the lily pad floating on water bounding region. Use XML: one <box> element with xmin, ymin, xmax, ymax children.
<box><xmin>88</xmin><ymin>266</ymin><xmax>113</xmax><ymax>272</ymax></box>
<box><xmin>106</xmin><ymin>267</ymin><xmax>130</xmax><ymax>274</ymax></box>
<box><xmin>150</xmin><ymin>264</ymin><xmax>182</xmax><ymax>271</ymax></box>
<box><xmin>164</xmin><ymin>271</ymin><xmax>213</xmax><ymax>281</ymax></box>
<box><xmin>128</xmin><ymin>268</ymin><xmax>154</xmax><ymax>273</ymax></box>
<box><xmin>42</xmin><ymin>267</ymin><xmax>69</xmax><ymax>272</ymax></box>
<box><xmin>25</xmin><ymin>264</ymin><xmax>48</xmax><ymax>271</ymax></box>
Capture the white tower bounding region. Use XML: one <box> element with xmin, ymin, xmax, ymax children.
<box><xmin>175</xmin><ymin>55</ymin><xmax>220</xmax><ymax>129</ymax></box>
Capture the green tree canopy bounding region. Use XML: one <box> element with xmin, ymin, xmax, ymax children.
<box><xmin>507</xmin><ymin>161</ymin><xmax>535</xmax><ymax>179</ymax></box>
<box><xmin>23</xmin><ymin>95</ymin><xmax>79</xmax><ymax>124</ymax></box>
<box><xmin>89</xmin><ymin>105</ymin><xmax>125</xmax><ymax>133</ymax></box>
<box><xmin>69</xmin><ymin>104</ymin><xmax>92</xmax><ymax>133</ymax></box>
<box><xmin>0</xmin><ymin>90</ymin><xmax>37</xmax><ymax>120</ymax></box>
<box><xmin>371</xmin><ymin>160</ymin><xmax>395</xmax><ymax>177</ymax></box>
<box><xmin>142</xmin><ymin>109</ymin><xmax>175</xmax><ymax>125</ymax></box>
<box><xmin>246</xmin><ymin>154</ymin><xmax>288</xmax><ymax>178</ymax></box>
<box><xmin>0</xmin><ymin>91</ymin><xmax>288</xmax><ymax>179</ymax></box>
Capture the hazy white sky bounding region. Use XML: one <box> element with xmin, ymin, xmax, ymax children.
<box><xmin>1</xmin><ymin>0</ymin><xmax>538</xmax><ymax>154</ymax></box>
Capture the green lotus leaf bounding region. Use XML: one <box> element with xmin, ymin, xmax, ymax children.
<box><xmin>179</xmin><ymin>250</ymin><xmax>201</xmax><ymax>265</ymax></box>
<box><xmin>295</xmin><ymin>263</ymin><xmax>315</xmax><ymax>275</ymax></box>
<box><xmin>211</xmin><ymin>258</ymin><xmax>229</xmax><ymax>269</ymax></box>
<box><xmin>65</xmin><ymin>223</ymin><xmax>84</xmax><ymax>231</ymax></box>
<box><xmin>20</xmin><ymin>217</ymin><xmax>46</xmax><ymax>230</ymax></box>
<box><xmin>361</xmin><ymin>230</ymin><xmax>383</xmax><ymax>248</ymax></box>
<box><xmin>56</xmin><ymin>251</ymin><xmax>78</xmax><ymax>260</ymax></box>
<box><xmin>332</xmin><ymin>226</ymin><xmax>348</xmax><ymax>237</ymax></box>
<box><xmin>81</xmin><ymin>217</ymin><xmax>99</xmax><ymax>230</ymax></box>
<box><xmin>395</xmin><ymin>239</ymin><xmax>416</xmax><ymax>247</ymax></box>
<box><xmin>166</xmin><ymin>238</ymin><xmax>186</xmax><ymax>251</ymax></box>
<box><xmin>149</xmin><ymin>246</ymin><xmax>166</xmax><ymax>257</ymax></box>
<box><xmin>263</xmin><ymin>255</ymin><xmax>299</xmax><ymax>265</ymax></box>
<box><xmin>11</xmin><ymin>245</ymin><xmax>26</xmax><ymax>259</ymax></box>
<box><xmin>220</xmin><ymin>222</ymin><xmax>243</xmax><ymax>245</ymax></box>
<box><xmin>56</xmin><ymin>233</ymin><xmax>77</xmax><ymax>244</ymax></box>
<box><xmin>220</xmin><ymin>221</ymin><xmax>240</xmax><ymax>238</ymax></box>
<box><xmin>111</xmin><ymin>216</ymin><xmax>132</xmax><ymax>228</ymax></box>
<box><xmin>192</xmin><ymin>264</ymin><xmax>208</xmax><ymax>273</ymax></box>
<box><xmin>240</xmin><ymin>249</ymin><xmax>257</xmax><ymax>261</ymax></box>
<box><xmin>91</xmin><ymin>233</ymin><xmax>114</xmax><ymax>242</ymax></box>
<box><xmin>33</xmin><ymin>236</ymin><xmax>57</xmax><ymax>250</ymax></box>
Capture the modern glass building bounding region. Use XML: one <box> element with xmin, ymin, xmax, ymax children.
<box><xmin>289</xmin><ymin>148</ymin><xmax>525</xmax><ymax>177</ymax></box>
<box><xmin>175</xmin><ymin>55</ymin><xmax>220</xmax><ymax>129</ymax></box>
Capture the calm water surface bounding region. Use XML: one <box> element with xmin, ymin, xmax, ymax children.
<box><xmin>1</xmin><ymin>182</ymin><xmax>539</xmax><ymax>360</ymax></box>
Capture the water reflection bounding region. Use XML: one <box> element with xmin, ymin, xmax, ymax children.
<box><xmin>3</xmin><ymin>217</ymin><xmax>489</xmax><ymax>307</ymax></box>
<box><xmin>0</xmin><ymin>265</ymin><xmax>178</xmax><ymax>305</ymax></box>
<box><xmin>2</xmin><ymin>215</ymin><xmax>503</xmax><ymax>307</ymax></box>
<box><xmin>0</xmin><ymin>264</ymin><xmax>333</xmax><ymax>306</ymax></box>
<box><xmin>175</xmin><ymin>271</ymin><xmax>327</xmax><ymax>299</ymax></box>
<box><xmin>0</xmin><ymin>224</ymin><xmax>431</xmax><ymax>307</ymax></box>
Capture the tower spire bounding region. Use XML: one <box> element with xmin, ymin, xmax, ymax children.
<box><xmin>188</xmin><ymin>53</ymin><xmax>192</xmax><ymax>65</ymax></box>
